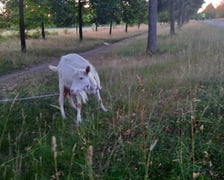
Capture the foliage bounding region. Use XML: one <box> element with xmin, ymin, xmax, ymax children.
<box><xmin>1</xmin><ymin>0</ymin><xmax>148</xmax><ymax>29</ymax></box>
<box><xmin>158</xmin><ymin>11</ymin><xmax>169</xmax><ymax>23</ymax></box>
<box><xmin>2</xmin><ymin>0</ymin><xmax>52</xmax><ymax>29</ymax></box>
<box><xmin>0</xmin><ymin>0</ymin><xmax>204</xmax><ymax>30</ymax></box>
<box><xmin>158</xmin><ymin>0</ymin><xmax>204</xmax><ymax>28</ymax></box>
<box><xmin>49</xmin><ymin>0</ymin><xmax>76</xmax><ymax>27</ymax></box>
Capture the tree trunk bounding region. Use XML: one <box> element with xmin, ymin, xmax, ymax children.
<box><xmin>109</xmin><ymin>20</ymin><xmax>112</xmax><ymax>35</ymax></box>
<box><xmin>146</xmin><ymin>0</ymin><xmax>157</xmax><ymax>54</ymax></box>
<box><xmin>95</xmin><ymin>22</ymin><xmax>98</xmax><ymax>32</ymax></box>
<box><xmin>125</xmin><ymin>23</ymin><xmax>128</xmax><ymax>32</ymax></box>
<box><xmin>177</xmin><ymin>0</ymin><xmax>183</xmax><ymax>29</ymax></box>
<box><xmin>41</xmin><ymin>21</ymin><xmax>46</xmax><ymax>39</ymax></box>
<box><xmin>138</xmin><ymin>23</ymin><xmax>141</xmax><ymax>29</ymax></box>
<box><xmin>78</xmin><ymin>0</ymin><xmax>83</xmax><ymax>41</ymax></box>
<box><xmin>170</xmin><ymin>0</ymin><xmax>175</xmax><ymax>35</ymax></box>
<box><xmin>19</xmin><ymin>0</ymin><xmax>26</xmax><ymax>52</ymax></box>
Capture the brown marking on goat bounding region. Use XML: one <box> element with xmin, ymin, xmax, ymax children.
<box><xmin>64</xmin><ymin>87</ymin><xmax>71</xmax><ymax>97</ymax></box>
<box><xmin>77</xmin><ymin>103</ymin><xmax>82</xmax><ymax>109</ymax></box>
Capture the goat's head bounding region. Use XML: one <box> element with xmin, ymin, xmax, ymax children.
<box><xmin>70</xmin><ymin>66</ymin><xmax>92</xmax><ymax>94</ymax></box>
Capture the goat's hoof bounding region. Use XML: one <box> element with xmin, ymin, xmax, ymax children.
<box><xmin>77</xmin><ymin>117</ymin><xmax>82</xmax><ymax>124</ymax></box>
<box><xmin>101</xmin><ymin>107</ymin><xmax>108</xmax><ymax>112</ymax></box>
<box><xmin>61</xmin><ymin>115</ymin><xmax>66</xmax><ymax>120</ymax></box>
<box><xmin>77</xmin><ymin>120</ymin><xmax>82</xmax><ymax>124</ymax></box>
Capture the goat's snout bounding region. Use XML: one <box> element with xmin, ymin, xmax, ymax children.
<box><xmin>85</xmin><ymin>84</ymin><xmax>91</xmax><ymax>90</ymax></box>
<box><xmin>70</xmin><ymin>89</ymin><xmax>76</xmax><ymax>94</ymax></box>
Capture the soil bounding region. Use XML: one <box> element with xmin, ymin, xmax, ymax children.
<box><xmin>0</xmin><ymin>33</ymin><xmax>147</xmax><ymax>94</ymax></box>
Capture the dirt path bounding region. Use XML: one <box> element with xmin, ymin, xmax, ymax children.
<box><xmin>0</xmin><ymin>33</ymin><xmax>147</xmax><ymax>94</ymax></box>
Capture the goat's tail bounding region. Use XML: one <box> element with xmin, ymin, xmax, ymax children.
<box><xmin>49</xmin><ymin>65</ymin><xmax>58</xmax><ymax>72</ymax></box>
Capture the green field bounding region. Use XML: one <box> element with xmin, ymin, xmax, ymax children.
<box><xmin>0</xmin><ymin>21</ymin><xmax>224</xmax><ymax>179</ymax></box>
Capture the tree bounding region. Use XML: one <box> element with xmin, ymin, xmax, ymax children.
<box><xmin>76</xmin><ymin>0</ymin><xmax>89</xmax><ymax>41</ymax></box>
<box><xmin>120</xmin><ymin>0</ymin><xmax>147</xmax><ymax>32</ymax></box>
<box><xmin>146</xmin><ymin>0</ymin><xmax>158</xmax><ymax>54</ymax></box>
<box><xmin>78</xmin><ymin>0</ymin><xmax>83</xmax><ymax>41</ymax></box>
<box><xmin>90</xmin><ymin>0</ymin><xmax>121</xmax><ymax>35</ymax></box>
<box><xmin>19</xmin><ymin>0</ymin><xmax>26</xmax><ymax>52</ymax></box>
<box><xmin>158</xmin><ymin>0</ymin><xmax>204</xmax><ymax>31</ymax></box>
<box><xmin>169</xmin><ymin>0</ymin><xmax>175</xmax><ymax>35</ymax></box>
<box><xmin>106</xmin><ymin>0</ymin><xmax>121</xmax><ymax>35</ymax></box>
<box><xmin>121</xmin><ymin>0</ymin><xmax>134</xmax><ymax>32</ymax></box>
<box><xmin>216</xmin><ymin>1</ymin><xmax>224</xmax><ymax>18</ymax></box>
<box><xmin>202</xmin><ymin>3</ymin><xmax>216</xmax><ymax>19</ymax></box>
<box><xmin>24</xmin><ymin>0</ymin><xmax>51</xmax><ymax>39</ymax></box>
<box><xmin>133</xmin><ymin>0</ymin><xmax>148</xmax><ymax>29</ymax></box>
<box><xmin>50</xmin><ymin>0</ymin><xmax>76</xmax><ymax>27</ymax></box>
<box><xmin>177</xmin><ymin>0</ymin><xmax>204</xmax><ymax>27</ymax></box>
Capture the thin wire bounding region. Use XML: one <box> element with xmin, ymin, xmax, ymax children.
<box><xmin>0</xmin><ymin>93</ymin><xmax>59</xmax><ymax>103</ymax></box>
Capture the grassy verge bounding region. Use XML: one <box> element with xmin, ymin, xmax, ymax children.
<box><xmin>1</xmin><ymin>21</ymin><xmax>224</xmax><ymax>179</ymax></box>
<box><xmin>0</xmin><ymin>25</ymin><xmax>148</xmax><ymax>76</ymax></box>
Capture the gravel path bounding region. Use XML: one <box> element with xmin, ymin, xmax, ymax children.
<box><xmin>203</xmin><ymin>19</ymin><xmax>224</xmax><ymax>27</ymax></box>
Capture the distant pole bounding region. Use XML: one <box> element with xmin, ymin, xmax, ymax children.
<box><xmin>19</xmin><ymin>0</ymin><xmax>26</xmax><ymax>52</ymax></box>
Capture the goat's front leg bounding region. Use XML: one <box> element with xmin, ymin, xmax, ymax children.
<box><xmin>67</xmin><ymin>95</ymin><xmax>77</xmax><ymax>110</ymax></box>
<box><xmin>95</xmin><ymin>90</ymin><xmax>107</xmax><ymax>112</ymax></box>
<box><xmin>76</xmin><ymin>94</ymin><xmax>82</xmax><ymax>123</ymax></box>
<box><xmin>59</xmin><ymin>84</ymin><xmax>66</xmax><ymax>119</ymax></box>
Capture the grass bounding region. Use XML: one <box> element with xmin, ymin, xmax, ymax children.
<box><xmin>1</xmin><ymin>21</ymin><xmax>224</xmax><ymax>179</ymax></box>
<box><xmin>0</xmin><ymin>25</ymin><xmax>148</xmax><ymax>76</ymax></box>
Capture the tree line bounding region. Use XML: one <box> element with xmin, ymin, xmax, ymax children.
<box><xmin>0</xmin><ymin>0</ymin><xmax>203</xmax><ymax>53</ymax></box>
<box><xmin>1</xmin><ymin>0</ymin><xmax>148</xmax><ymax>31</ymax></box>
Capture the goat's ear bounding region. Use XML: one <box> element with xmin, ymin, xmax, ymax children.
<box><xmin>85</xmin><ymin>66</ymin><xmax>90</xmax><ymax>74</ymax></box>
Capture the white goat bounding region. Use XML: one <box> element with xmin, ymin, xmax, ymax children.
<box><xmin>49</xmin><ymin>53</ymin><xmax>107</xmax><ymax>123</ymax></box>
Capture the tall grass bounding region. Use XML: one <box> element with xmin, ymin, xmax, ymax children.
<box><xmin>1</xmin><ymin>21</ymin><xmax>224</xmax><ymax>179</ymax></box>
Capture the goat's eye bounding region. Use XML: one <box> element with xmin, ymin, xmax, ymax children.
<box><xmin>80</xmin><ymin>77</ymin><xmax>84</xmax><ymax>80</ymax></box>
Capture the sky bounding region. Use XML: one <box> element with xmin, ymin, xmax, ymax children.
<box><xmin>198</xmin><ymin>0</ymin><xmax>223</xmax><ymax>13</ymax></box>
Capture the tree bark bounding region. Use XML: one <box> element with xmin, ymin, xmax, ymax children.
<box><xmin>19</xmin><ymin>0</ymin><xmax>26</xmax><ymax>52</ymax></box>
<box><xmin>125</xmin><ymin>23</ymin><xmax>128</xmax><ymax>32</ymax></box>
<box><xmin>170</xmin><ymin>0</ymin><xmax>175</xmax><ymax>35</ymax></box>
<box><xmin>109</xmin><ymin>20</ymin><xmax>112</xmax><ymax>35</ymax></box>
<box><xmin>41</xmin><ymin>21</ymin><xmax>46</xmax><ymax>39</ymax></box>
<box><xmin>78</xmin><ymin>0</ymin><xmax>83</xmax><ymax>41</ymax></box>
<box><xmin>146</xmin><ymin>0</ymin><xmax>158</xmax><ymax>54</ymax></box>
<box><xmin>177</xmin><ymin>0</ymin><xmax>183</xmax><ymax>29</ymax></box>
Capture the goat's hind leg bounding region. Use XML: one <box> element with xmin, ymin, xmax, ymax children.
<box><xmin>95</xmin><ymin>90</ymin><xmax>107</xmax><ymax>112</ymax></box>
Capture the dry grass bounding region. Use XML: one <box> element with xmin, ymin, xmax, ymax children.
<box><xmin>1</xmin><ymin>21</ymin><xmax>224</xmax><ymax>179</ymax></box>
<box><xmin>0</xmin><ymin>24</ymin><xmax>151</xmax><ymax>77</ymax></box>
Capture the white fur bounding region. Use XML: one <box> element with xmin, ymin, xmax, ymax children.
<box><xmin>49</xmin><ymin>53</ymin><xmax>107</xmax><ymax>123</ymax></box>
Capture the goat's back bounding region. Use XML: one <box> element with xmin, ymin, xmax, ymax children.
<box><xmin>59</xmin><ymin>53</ymin><xmax>91</xmax><ymax>70</ymax></box>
